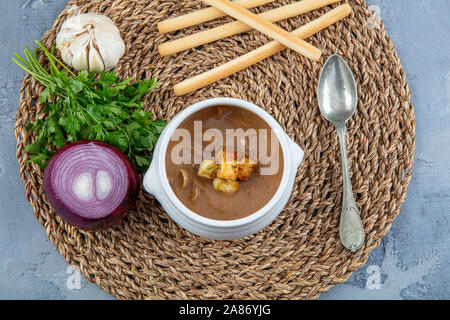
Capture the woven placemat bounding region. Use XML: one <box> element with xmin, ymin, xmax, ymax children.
<box><xmin>14</xmin><ymin>0</ymin><xmax>415</xmax><ymax>299</ymax></box>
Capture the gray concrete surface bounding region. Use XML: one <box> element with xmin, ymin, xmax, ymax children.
<box><xmin>0</xmin><ymin>0</ymin><xmax>449</xmax><ymax>300</ymax></box>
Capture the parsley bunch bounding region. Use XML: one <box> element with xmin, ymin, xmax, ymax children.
<box><xmin>14</xmin><ymin>41</ymin><xmax>166</xmax><ymax>172</ymax></box>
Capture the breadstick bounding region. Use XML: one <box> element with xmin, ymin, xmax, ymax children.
<box><xmin>174</xmin><ymin>4</ymin><xmax>352</xmax><ymax>96</ymax></box>
<box><xmin>201</xmin><ymin>0</ymin><xmax>322</xmax><ymax>61</ymax></box>
<box><xmin>157</xmin><ymin>0</ymin><xmax>276</xmax><ymax>34</ymax></box>
<box><xmin>159</xmin><ymin>0</ymin><xmax>341</xmax><ymax>56</ymax></box>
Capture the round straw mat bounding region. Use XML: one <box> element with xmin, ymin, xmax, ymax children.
<box><xmin>14</xmin><ymin>0</ymin><xmax>415</xmax><ymax>299</ymax></box>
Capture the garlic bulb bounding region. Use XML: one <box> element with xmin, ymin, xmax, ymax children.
<box><xmin>56</xmin><ymin>13</ymin><xmax>125</xmax><ymax>73</ymax></box>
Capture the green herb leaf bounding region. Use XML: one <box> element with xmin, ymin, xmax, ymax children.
<box><xmin>14</xmin><ymin>42</ymin><xmax>166</xmax><ymax>172</ymax></box>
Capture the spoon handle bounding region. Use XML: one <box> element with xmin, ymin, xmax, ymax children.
<box><xmin>336</xmin><ymin>126</ymin><xmax>365</xmax><ymax>252</ymax></box>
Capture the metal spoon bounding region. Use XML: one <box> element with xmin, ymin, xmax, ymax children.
<box><xmin>317</xmin><ymin>54</ymin><xmax>365</xmax><ymax>252</ymax></box>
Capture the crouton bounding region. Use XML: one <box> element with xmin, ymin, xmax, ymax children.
<box><xmin>237</xmin><ymin>159</ymin><xmax>257</xmax><ymax>181</ymax></box>
<box><xmin>216</xmin><ymin>149</ymin><xmax>239</xmax><ymax>181</ymax></box>
<box><xmin>197</xmin><ymin>160</ymin><xmax>218</xmax><ymax>179</ymax></box>
<box><xmin>212</xmin><ymin>178</ymin><xmax>240</xmax><ymax>195</ymax></box>
<box><xmin>217</xmin><ymin>162</ymin><xmax>238</xmax><ymax>181</ymax></box>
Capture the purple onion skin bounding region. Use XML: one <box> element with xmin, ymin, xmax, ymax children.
<box><xmin>43</xmin><ymin>140</ymin><xmax>140</xmax><ymax>232</ymax></box>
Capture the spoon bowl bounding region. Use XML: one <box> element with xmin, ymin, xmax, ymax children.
<box><xmin>317</xmin><ymin>54</ymin><xmax>358</xmax><ymax>126</ymax></box>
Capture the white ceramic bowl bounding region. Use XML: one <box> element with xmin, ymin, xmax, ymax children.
<box><xmin>143</xmin><ymin>98</ymin><xmax>304</xmax><ymax>240</ymax></box>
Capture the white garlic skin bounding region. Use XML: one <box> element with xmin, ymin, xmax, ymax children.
<box><xmin>56</xmin><ymin>13</ymin><xmax>125</xmax><ymax>73</ymax></box>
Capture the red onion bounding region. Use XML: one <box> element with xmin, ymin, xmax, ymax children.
<box><xmin>43</xmin><ymin>140</ymin><xmax>139</xmax><ymax>231</ymax></box>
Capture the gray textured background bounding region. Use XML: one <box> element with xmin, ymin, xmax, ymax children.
<box><xmin>0</xmin><ymin>0</ymin><xmax>449</xmax><ymax>300</ymax></box>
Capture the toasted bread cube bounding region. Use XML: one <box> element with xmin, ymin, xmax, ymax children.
<box><xmin>237</xmin><ymin>159</ymin><xmax>257</xmax><ymax>181</ymax></box>
<box><xmin>216</xmin><ymin>149</ymin><xmax>239</xmax><ymax>181</ymax></box>
<box><xmin>212</xmin><ymin>178</ymin><xmax>240</xmax><ymax>195</ymax></box>
<box><xmin>217</xmin><ymin>162</ymin><xmax>238</xmax><ymax>181</ymax></box>
<box><xmin>197</xmin><ymin>160</ymin><xmax>218</xmax><ymax>179</ymax></box>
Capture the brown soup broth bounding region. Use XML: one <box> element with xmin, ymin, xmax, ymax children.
<box><xmin>165</xmin><ymin>105</ymin><xmax>284</xmax><ymax>220</ymax></box>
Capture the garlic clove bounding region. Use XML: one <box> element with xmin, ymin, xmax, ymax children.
<box><xmin>57</xmin><ymin>45</ymin><xmax>73</xmax><ymax>68</ymax></box>
<box><xmin>59</xmin><ymin>33</ymin><xmax>89</xmax><ymax>71</ymax></box>
<box><xmin>95</xmin><ymin>31</ymin><xmax>125</xmax><ymax>70</ymax></box>
<box><xmin>56</xmin><ymin>22</ymin><xmax>84</xmax><ymax>39</ymax></box>
<box><xmin>78</xmin><ymin>13</ymin><xmax>117</xmax><ymax>30</ymax></box>
<box><xmin>88</xmin><ymin>45</ymin><xmax>105</xmax><ymax>73</ymax></box>
<box><xmin>72</xmin><ymin>45</ymin><xmax>89</xmax><ymax>71</ymax></box>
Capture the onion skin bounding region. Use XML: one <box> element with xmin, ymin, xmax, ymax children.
<box><xmin>43</xmin><ymin>140</ymin><xmax>140</xmax><ymax>231</ymax></box>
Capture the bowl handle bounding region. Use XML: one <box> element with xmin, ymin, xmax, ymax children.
<box><xmin>289</xmin><ymin>138</ymin><xmax>304</xmax><ymax>169</ymax></box>
<box><xmin>143</xmin><ymin>161</ymin><xmax>161</xmax><ymax>197</ymax></box>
